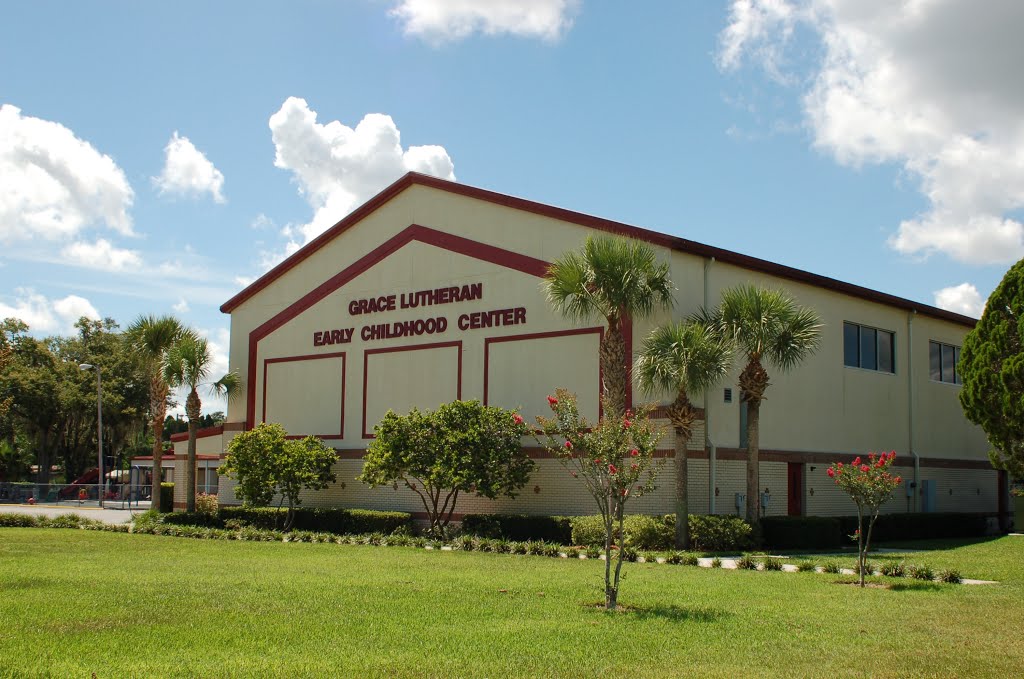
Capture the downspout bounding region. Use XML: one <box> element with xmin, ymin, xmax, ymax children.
<box><xmin>908</xmin><ymin>310</ymin><xmax>919</xmax><ymax>512</ymax></box>
<box><xmin>705</xmin><ymin>256</ymin><xmax>716</xmax><ymax>514</ymax></box>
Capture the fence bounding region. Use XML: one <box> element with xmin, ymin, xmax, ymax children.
<box><xmin>0</xmin><ymin>481</ymin><xmax>219</xmax><ymax>507</ymax></box>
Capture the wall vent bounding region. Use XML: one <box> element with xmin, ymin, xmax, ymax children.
<box><xmin>724</xmin><ymin>388</ymin><xmax>733</xmax><ymax>403</ymax></box>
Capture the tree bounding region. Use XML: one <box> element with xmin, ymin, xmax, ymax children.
<box><xmin>958</xmin><ymin>258</ymin><xmax>1024</xmax><ymax>476</ymax></box>
<box><xmin>707</xmin><ymin>285</ymin><xmax>821</xmax><ymax>523</ymax></box>
<box><xmin>360</xmin><ymin>400</ymin><xmax>533</xmax><ymax>537</ymax></box>
<box><xmin>220</xmin><ymin>423</ymin><xmax>338</xmax><ymax>530</ymax></box>
<box><xmin>537</xmin><ymin>389</ymin><xmax>662</xmax><ymax>611</ymax></box>
<box><xmin>162</xmin><ymin>332</ymin><xmax>239</xmax><ymax>513</ymax></box>
<box><xmin>635</xmin><ymin>320</ymin><xmax>733</xmax><ymax>548</ymax></box>
<box><xmin>827</xmin><ymin>452</ymin><xmax>901</xmax><ymax>587</ymax></box>
<box><xmin>544</xmin><ymin>235</ymin><xmax>674</xmax><ymax>418</ymax></box>
<box><xmin>127</xmin><ymin>315</ymin><xmax>187</xmax><ymax>499</ymax></box>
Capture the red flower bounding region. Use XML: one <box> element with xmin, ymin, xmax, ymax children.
<box><xmin>895</xmin><ymin>476</ymin><xmax>902</xmax><ymax>484</ymax></box>
<box><xmin>547</xmin><ymin>395</ymin><xmax>558</xmax><ymax>407</ymax></box>
<box><xmin>827</xmin><ymin>467</ymin><xmax>835</xmax><ymax>478</ymax></box>
<box><xmin>852</xmin><ymin>456</ymin><xmax>861</xmax><ymax>466</ymax></box>
<box><xmin>594</xmin><ymin>458</ymin><xmax>602</xmax><ymax>466</ymax></box>
<box><xmin>623</xmin><ymin>419</ymin><xmax>632</xmax><ymax>429</ymax></box>
<box><xmin>608</xmin><ymin>464</ymin><xmax>617</xmax><ymax>474</ymax></box>
<box><xmin>630</xmin><ymin>448</ymin><xmax>638</xmax><ymax>457</ymax></box>
<box><xmin>512</xmin><ymin>414</ymin><xmax>524</xmax><ymax>425</ymax></box>
<box><xmin>625</xmin><ymin>409</ymin><xmax>633</xmax><ymax>418</ymax></box>
<box><xmin>860</xmin><ymin>465</ymin><xmax>870</xmax><ymax>472</ymax></box>
<box><xmin>564</xmin><ymin>440</ymin><xmax>573</xmax><ymax>450</ymax></box>
<box><xmin>837</xmin><ymin>462</ymin><xmax>843</xmax><ymax>468</ymax></box>
<box><xmin>854</xmin><ymin>529</ymin><xmax>860</xmax><ymax>534</ymax></box>
<box><xmin>630</xmin><ymin>463</ymin><xmax>638</xmax><ymax>471</ymax></box>
<box><xmin>889</xmin><ymin>451</ymin><xmax>897</xmax><ymax>461</ymax></box>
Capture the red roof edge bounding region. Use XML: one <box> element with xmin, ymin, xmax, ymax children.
<box><xmin>169</xmin><ymin>424</ymin><xmax>225</xmax><ymax>443</ymax></box>
<box><xmin>221</xmin><ymin>172</ymin><xmax>976</xmax><ymax>328</ymax></box>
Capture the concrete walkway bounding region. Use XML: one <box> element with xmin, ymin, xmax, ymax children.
<box><xmin>0</xmin><ymin>504</ymin><xmax>139</xmax><ymax>524</ymax></box>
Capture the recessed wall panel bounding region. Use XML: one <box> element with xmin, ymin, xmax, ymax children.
<box><xmin>263</xmin><ymin>353</ymin><xmax>345</xmax><ymax>438</ymax></box>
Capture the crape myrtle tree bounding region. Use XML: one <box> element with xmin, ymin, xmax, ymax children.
<box><xmin>635</xmin><ymin>320</ymin><xmax>733</xmax><ymax>549</ymax></box>
<box><xmin>544</xmin><ymin>235</ymin><xmax>673</xmax><ymax>418</ymax></box>
<box><xmin>162</xmin><ymin>332</ymin><xmax>240</xmax><ymax>513</ymax></box>
<box><xmin>537</xmin><ymin>389</ymin><xmax>662</xmax><ymax>611</ymax></box>
<box><xmin>958</xmin><ymin>258</ymin><xmax>1024</xmax><ymax>477</ymax></box>
<box><xmin>827</xmin><ymin>452</ymin><xmax>902</xmax><ymax>587</ymax></box>
<box><xmin>220</xmin><ymin>422</ymin><xmax>338</xmax><ymax>531</ymax></box>
<box><xmin>360</xmin><ymin>400</ymin><xmax>533</xmax><ymax>537</ymax></box>
<box><xmin>702</xmin><ymin>286</ymin><xmax>822</xmax><ymax>524</ymax></box>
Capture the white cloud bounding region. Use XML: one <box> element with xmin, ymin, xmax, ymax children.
<box><xmin>718</xmin><ymin>1</ymin><xmax>1024</xmax><ymax>265</ymax></box>
<box><xmin>390</xmin><ymin>0</ymin><xmax>579</xmax><ymax>43</ymax></box>
<box><xmin>154</xmin><ymin>131</ymin><xmax>225</xmax><ymax>203</ymax></box>
<box><xmin>233</xmin><ymin>275</ymin><xmax>256</xmax><ymax>288</ymax></box>
<box><xmin>0</xmin><ymin>104</ymin><xmax>133</xmax><ymax>243</ymax></box>
<box><xmin>0</xmin><ymin>287</ymin><xmax>100</xmax><ymax>335</ymax></box>
<box><xmin>268</xmin><ymin>96</ymin><xmax>455</xmax><ymax>248</ymax></box>
<box><xmin>60</xmin><ymin>238</ymin><xmax>142</xmax><ymax>271</ymax></box>
<box><xmin>172</xmin><ymin>298</ymin><xmax>190</xmax><ymax>314</ymax></box>
<box><xmin>934</xmin><ymin>282</ymin><xmax>984</xmax><ymax>318</ymax></box>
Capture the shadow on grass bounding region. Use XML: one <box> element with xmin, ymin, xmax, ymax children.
<box><xmin>629</xmin><ymin>604</ymin><xmax>729</xmax><ymax>623</ymax></box>
<box><xmin>888</xmin><ymin>581</ymin><xmax>943</xmax><ymax>592</ymax></box>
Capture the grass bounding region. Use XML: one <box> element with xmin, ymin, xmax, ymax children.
<box><xmin>2</xmin><ymin>530</ymin><xmax>1024</xmax><ymax>677</ymax></box>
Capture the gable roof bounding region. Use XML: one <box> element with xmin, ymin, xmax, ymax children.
<box><xmin>221</xmin><ymin>172</ymin><xmax>975</xmax><ymax>328</ymax></box>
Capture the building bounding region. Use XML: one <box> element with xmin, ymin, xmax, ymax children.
<box><xmin>172</xmin><ymin>172</ymin><xmax>1005</xmax><ymax>522</ymax></box>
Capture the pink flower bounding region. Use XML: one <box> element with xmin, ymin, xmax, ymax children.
<box><xmin>513</xmin><ymin>414</ymin><xmax>524</xmax><ymax>425</ymax></box>
<box><xmin>827</xmin><ymin>468</ymin><xmax>835</xmax><ymax>478</ymax></box>
<box><xmin>564</xmin><ymin>440</ymin><xmax>573</xmax><ymax>450</ymax></box>
<box><xmin>852</xmin><ymin>456</ymin><xmax>861</xmax><ymax>466</ymax></box>
<box><xmin>889</xmin><ymin>451</ymin><xmax>896</xmax><ymax>461</ymax></box>
<box><xmin>895</xmin><ymin>476</ymin><xmax>902</xmax><ymax>484</ymax></box>
<box><xmin>837</xmin><ymin>462</ymin><xmax>843</xmax><ymax>469</ymax></box>
<box><xmin>630</xmin><ymin>448</ymin><xmax>638</xmax><ymax>457</ymax></box>
<box><xmin>547</xmin><ymin>395</ymin><xmax>558</xmax><ymax>407</ymax></box>
<box><xmin>860</xmin><ymin>465</ymin><xmax>870</xmax><ymax>473</ymax></box>
<box><xmin>608</xmin><ymin>464</ymin><xmax>617</xmax><ymax>474</ymax></box>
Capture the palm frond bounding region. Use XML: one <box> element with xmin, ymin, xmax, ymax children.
<box><xmin>162</xmin><ymin>333</ymin><xmax>211</xmax><ymax>391</ymax></box>
<box><xmin>635</xmin><ymin>320</ymin><xmax>734</xmax><ymax>398</ymax></box>
<box><xmin>716</xmin><ymin>285</ymin><xmax>822</xmax><ymax>370</ymax></box>
<box><xmin>210</xmin><ymin>371</ymin><xmax>242</xmax><ymax>401</ymax></box>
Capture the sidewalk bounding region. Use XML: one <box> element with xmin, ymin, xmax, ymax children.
<box><xmin>0</xmin><ymin>503</ymin><xmax>140</xmax><ymax>525</ymax></box>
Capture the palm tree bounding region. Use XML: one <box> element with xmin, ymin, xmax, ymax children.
<box><xmin>707</xmin><ymin>285</ymin><xmax>822</xmax><ymax>524</ymax></box>
<box><xmin>162</xmin><ymin>332</ymin><xmax>240</xmax><ymax>513</ymax></box>
<box><xmin>636</xmin><ymin>320</ymin><xmax>733</xmax><ymax>548</ymax></box>
<box><xmin>544</xmin><ymin>235</ymin><xmax>674</xmax><ymax>418</ymax></box>
<box><xmin>126</xmin><ymin>315</ymin><xmax>186</xmax><ymax>506</ymax></box>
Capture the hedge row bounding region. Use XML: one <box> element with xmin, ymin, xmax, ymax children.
<box><xmin>159</xmin><ymin>506</ymin><xmax>414</xmax><ymax>535</ymax></box>
<box><xmin>461</xmin><ymin>513</ymin><xmax>756</xmax><ymax>551</ymax></box>
<box><xmin>761</xmin><ymin>513</ymin><xmax>993</xmax><ymax>549</ymax></box>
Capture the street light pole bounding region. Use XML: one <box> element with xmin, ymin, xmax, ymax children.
<box><xmin>79</xmin><ymin>363</ymin><xmax>103</xmax><ymax>509</ymax></box>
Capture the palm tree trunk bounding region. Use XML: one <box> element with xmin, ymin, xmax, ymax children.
<box><xmin>150</xmin><ymin>376</ymin><xmax>168</xmax><ymax>509</ymax></box>
<box><xmin>674</xmin><ymin>427</ymin><xmax>689</xmax><ymax>549</ymax></box>
<box><xmin>600</xmin><ymin>319</ymin><xmax>627</xmax><ymax>418</ymax></box>
<box><xmin>745</xmin><ymin>398</ymin><xmax>761</xmax><ymax>524</ymax></box>
<box><xmin>185</xmin><ymin>388</ymin><xmax>201</xmax><ymax>513</ymax></box>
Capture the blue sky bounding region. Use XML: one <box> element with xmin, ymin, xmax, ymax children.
<box><xmin>3</xmin><ymin>1</ymin><xmax>1022</xmax><ymax>411</ymax></box>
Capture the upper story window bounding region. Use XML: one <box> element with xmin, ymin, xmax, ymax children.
<box><xmin>929</xmin><ymin>341</ymin><xmax>962</xmax><ymax>384</ymax></box>
<box><xmin>843</xmin><ymin>321</ymin><xmax>895</xmax><ymax>373</ymax></box>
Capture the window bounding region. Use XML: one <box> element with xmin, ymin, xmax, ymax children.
<box><xmin>929</xmin><ymin>341</ymin><xmax>962</xmax><ymax>384</ymax></box>
<box><xmin>843</xmin><ymin>322</ymin><xmax>895</xmax><ymax>373</ymax></box>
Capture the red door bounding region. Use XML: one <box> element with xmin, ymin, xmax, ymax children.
<box><xmin>787</xmin><ymin>463</ymin><xmax>804</xmax><ymax>516</ymax></box>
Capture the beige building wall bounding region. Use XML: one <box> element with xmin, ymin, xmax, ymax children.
<box><xmin>210</xmin><ymin>176</ymin><xmax>1000</xmax><ymax>520</ymax></box>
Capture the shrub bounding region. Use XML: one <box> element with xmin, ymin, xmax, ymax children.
<box><xmin>795</xmin><ymin>560</ymin><xmax>817</xmax><ymax>573</ymax></box>
<box><xmin>569</xmin><ymin>514</ymin><xmax>675</xmax><ymax>550</ymax></box>
<box><xmin>939</xmin><ymin>568</ymin><xmax>963</xmax><ymax>584</ymax></box>
<box><xmin>762</xmin><ymin>556</ymin><xmax>784</xmax><ymax>571</ymax></box>
<box><xmin>880</xmin><ymin>561</ymin><xmax>906</xmax><ymax>578</ymax></box>
<box><xmin>682</xmin><ymin>552</ymin><xmax>700</xmax><ymax>566</ymax></box>
<box><xmin>160</xmin><ymin>511</ymin><xmax>222</xmax><ymax>528</ymax></box>
<box><xmin>195</xmin><ymin>493</ymin><xmax>219</xmax><ymax>517</ymax></box>
<box><xmin>0</xmin><ymin>513</ymin><xmax>39</xmax><ymax>527</ymax></box>
<box><xmin>454</xmin><ymin>535</ymin><xmax>475</xmax><ymax>551</ymax></box>
<box><xmin>584</xmin><ymin>545</ymin><xmax>601</xmax><ymax>559</ymax></box>
<box><xmin>510</xmin><ymin>541</ymin><xmax>528</xmax><ymax>555</ymax></box>
<box><xmin>688</xmin><ymin>515</ymin><xmax>755</xmax><ymax>552</ymax></box>
<box><xmin>218</xmin><ymin>506</ymin><xmax>412</xmax><ymax>535</ymax></box>
<box><xmin>461</xmin><ymin>514</ymin><xmax>573</xmax><ymax>545</ymax></box>
<box><xmin>908</xmin><ymin>564</ymin><xmax>935</xmax><ymax>581</ymax></box>
<box><xmin>822</xmin><ymin>561</ymin><xmax>841</xmax><ymax>574</ymax></box>
<box><xmin>837</xmin><ymin>512</ymin><xmax>990</xmax><ymax>542</ymax></box>
<box><xmin>710</xmin><ymin>556</ymin><xmax>722</xmax><ymax>568</ymax></box>
<box><xmin>621</xmin><ymin>546</ymin><xmax>640</xmax><ymax>563</ymax></box>
<box><xmin>760</xmin><ymin>516</ymin><xmax>843</xmax><ymax>550</ymax></box>
<box><xmin>159</xmin><ymin>482</ymin><xmax>175</xmax><ymax>513</ymax></box>
<box><xmin>736</xmin><ymin>554</ymin><xmax>759</xmax><ymax>570</ymax></box>
<box><xmin>543</xmin><ymin>542</ymin><xmax>561</xmax><ymax>558</ymax></box>
<box><xmin>665</xmin><ymin>551</ymin><xmax>685</xmax><ymax>565</ymax></box>
<box><xmin>854</xmin><ymin>560</ymin><xmax>875</xmax><ymax>576</ymax></box>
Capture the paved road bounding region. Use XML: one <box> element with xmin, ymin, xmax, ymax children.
<box><xmin>0</xmin><ymin>503</ymin><xmax>144</xmax><ymax>524</ymax></box>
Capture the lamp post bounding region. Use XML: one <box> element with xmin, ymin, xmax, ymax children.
<box><xmin>79</xmin><ymin>363</ymin><xmax>103</xmax><ymax>508</ymax></box>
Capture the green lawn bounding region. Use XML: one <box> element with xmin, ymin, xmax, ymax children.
<box><xmin>1</xmin><ymin>530</ymin><xmax>1022</xmax><ymax>677</ymax></box>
